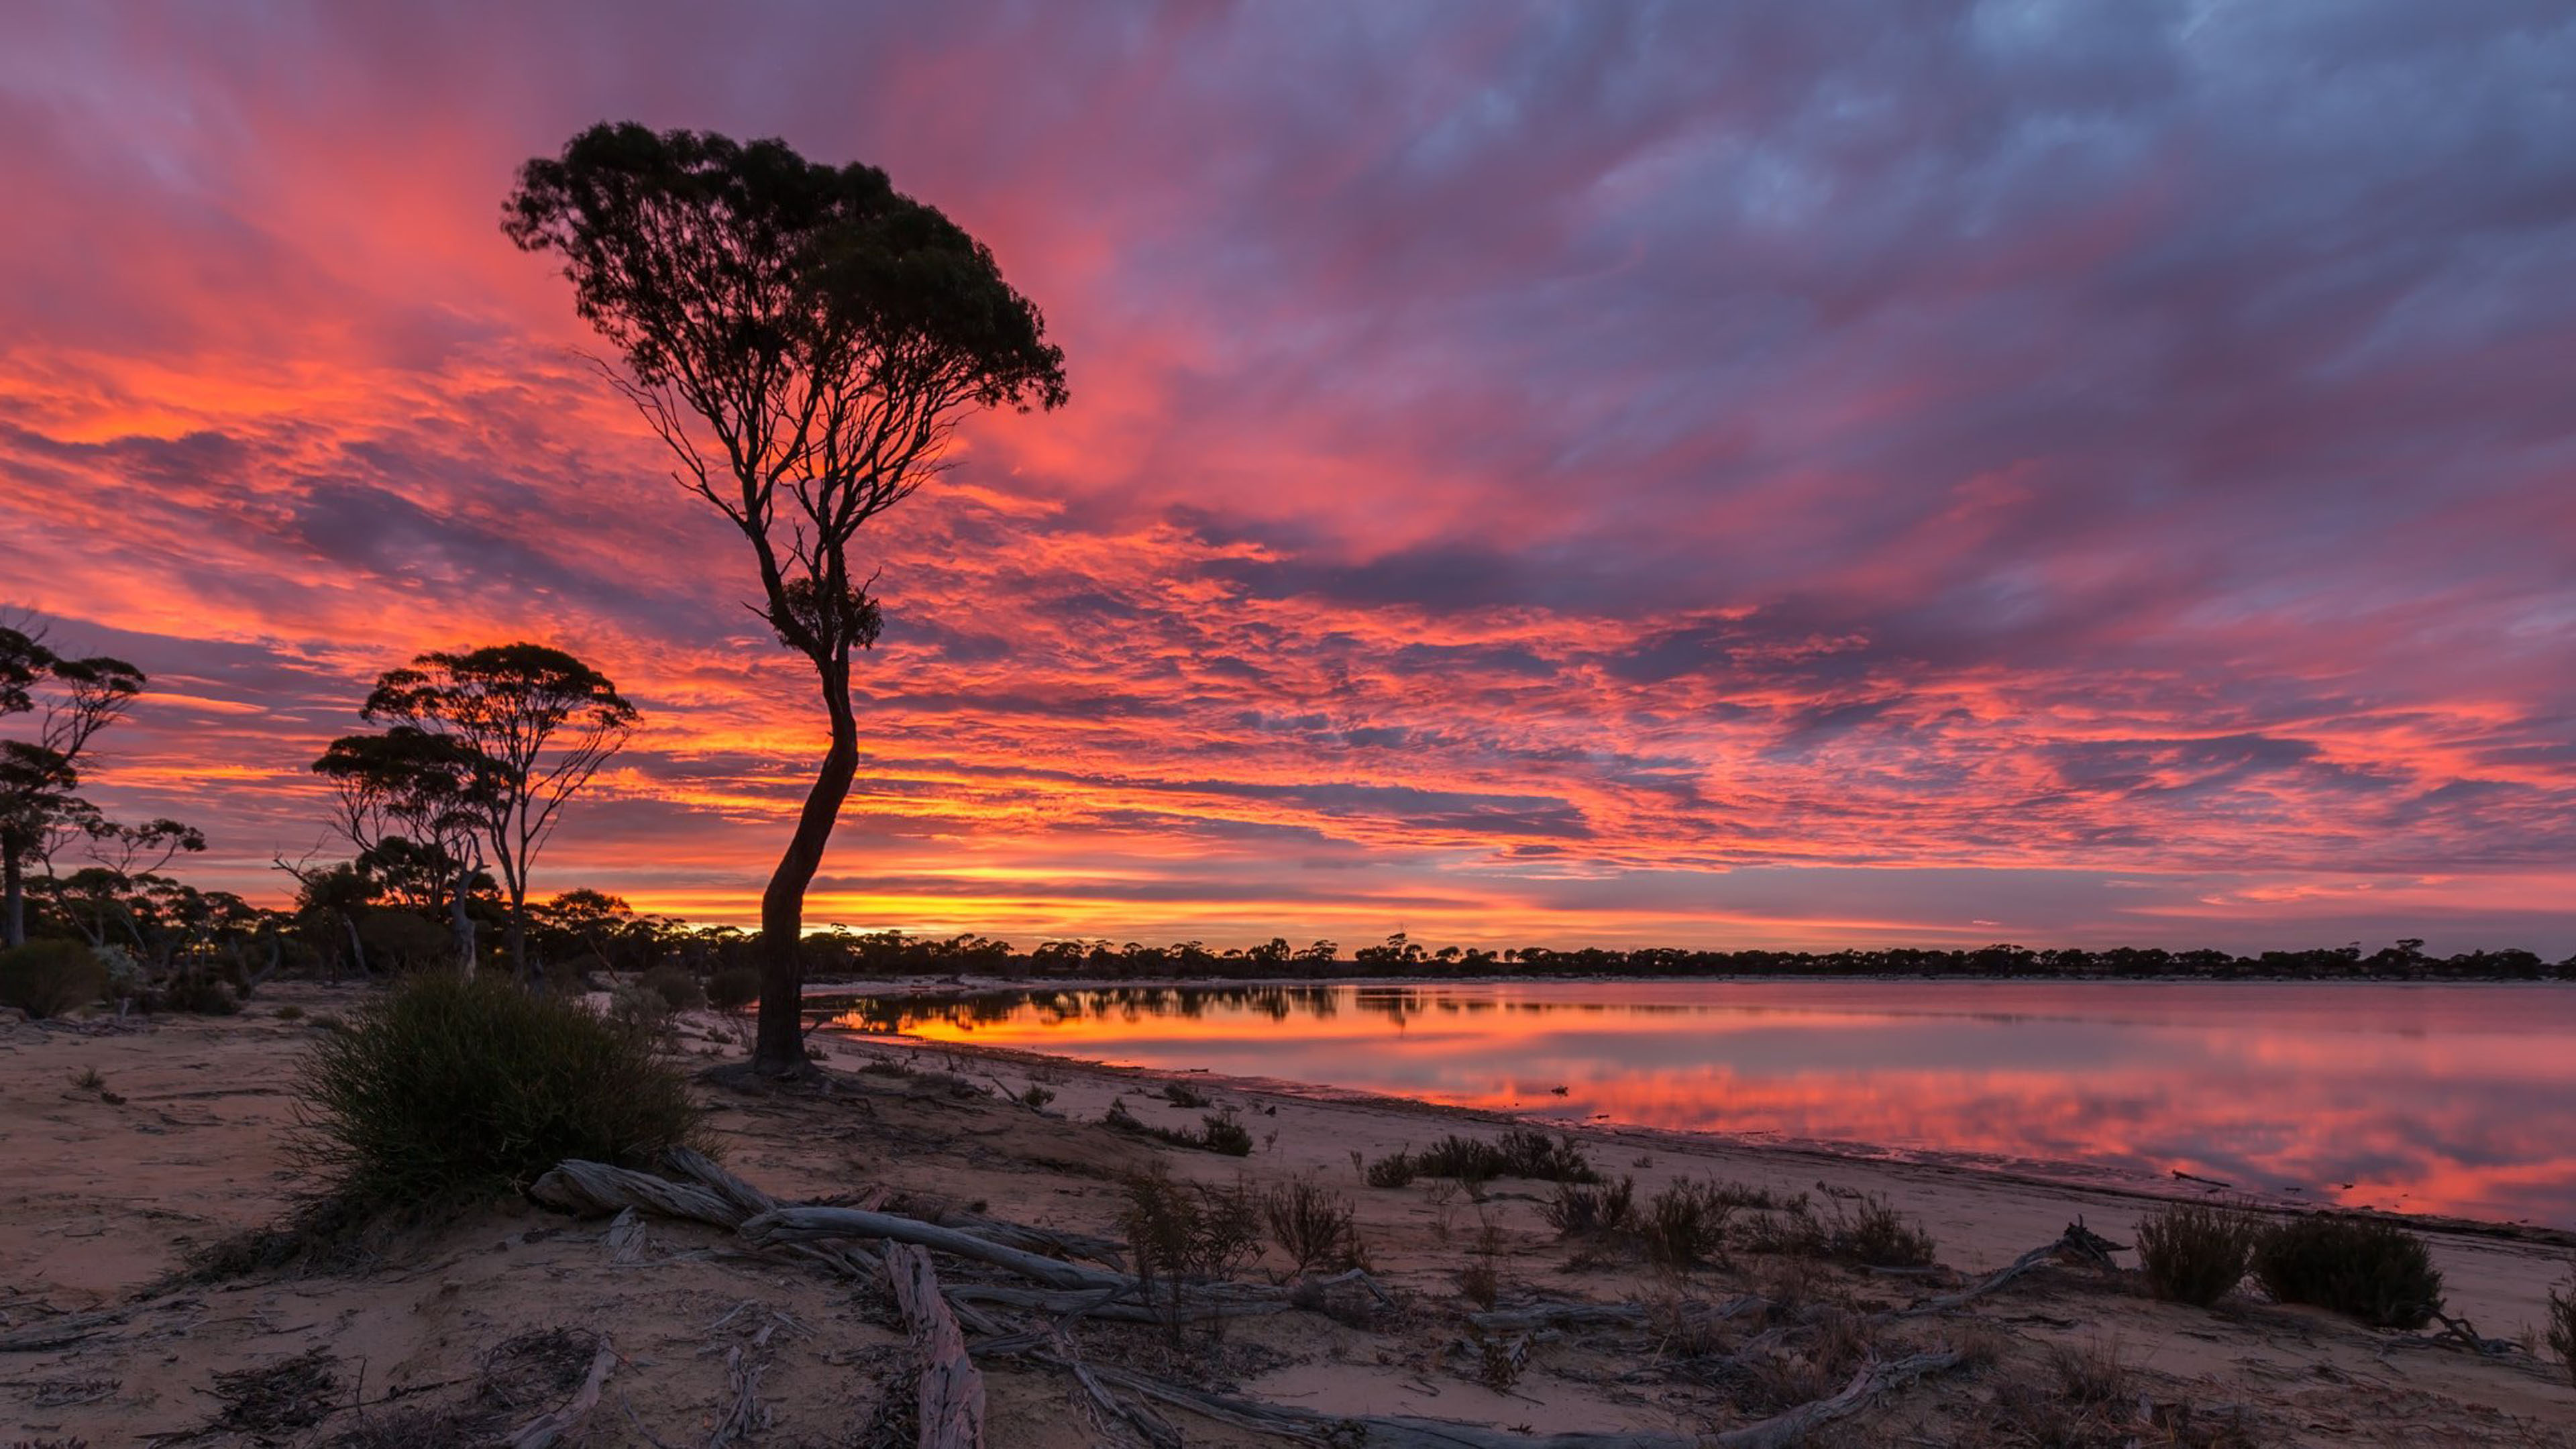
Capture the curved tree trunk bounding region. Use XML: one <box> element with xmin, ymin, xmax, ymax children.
<box><xmin>753</xmin><ymin>664</ymin><xmax>858</xmax><ymax>1076</ymax></box>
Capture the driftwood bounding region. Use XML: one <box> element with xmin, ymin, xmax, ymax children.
<box><xmin>503</xmin><ymin>1336</ymin><xmax>617</xmax><ymax>1449</ymax></box>
<box><xmin>745</xmin><ymin>1205</ymin><xmax>1128</xmax><ymax>1292</ymax></box>
<box><xmin>547</xmin><ymin>1157</ymin><xmax>1975</xmax><ymax>1448</ymax></box>
<box><xmin>1468</xmin><ymin>1293</ymin><xmax>1766</xmax><ymax>1336</ymax></box>
<box><xmin>1710</xmin><ymin>1349</ymin><xmax>1965</xmax><ymax>1449</ymax></box>
<box><xmin>1890</xmin><ymin>1220</ymin><xmax>2124</xmax><ymax>1319</ymax></box>
<box><xmin>888</xmin><ymin>1244</ymin><xmax>985</xmax><ymax>1449</ymax></box>
<box><xmin>0</xmin><ymin>1307</ymin><xmax>127</xmax><ymax>1352</ymax></box>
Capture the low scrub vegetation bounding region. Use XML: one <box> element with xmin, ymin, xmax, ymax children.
<box><xmin>294</xmin><ymin>969</ymin><xmax>704</xmax><ymax>1212</ymax></box>
<box><xmin>0</xmin><ymin>940</ymin><xmax>106</xmax><ymax>1018</ymax></box>
<box><xmin>1263</xmin><ymin>1178</ymin><xmax>1362</xmax><ymax>1275</ymax></box>
<box><xmin>1159</xmin><ymin>1079</ymin><xmax>1212</xmax><ymax>1109</ymax></box>
<box><xmin>1120</xmin><ymin>1169</ymin><xmax>1261</xmax><ymax>1340</ymax></box>
<box><xmin>1106</xmin><ymin>1099</ymin><xmax>1254</xmax><ymax>1155</ymax></box>
<box><xmin>704</xmin><ymin>965</ymin><xmax>759</xmax><ymax>1011</ymax></box>
<box><xmin>1408</xmin><ymin>1128</ymin><xmax>1599</xmax><ymax>1184</ymax></box>
<box><xmin>1540</xmin><ymin>1175</ymin><xmax>1638</xmax><ymax>1238</ymax></box>
<box><xmin>2136</xmin><ymin>1199</ymin><xmax>2263</xmax><ymax>1307</ymax></box>
<box><xmin>1363</xmin><ymin>1150</ymin><xmax>1419</xmax><ymax>1189</ymax></box>
<box><xmin>1539</xmin><ymin>1176</ymin><xmax>1741</xmax><ymax>1268</ymax></box>
<box><xmin>638</xmin><ymin>963</ymin><xmax>703</xmax><ymax>1011</ymax></box>
<box><xmin>2250</xmin><ymin>1214</ymin><xmax>2443</xmax><ymax>1328</ymax></box>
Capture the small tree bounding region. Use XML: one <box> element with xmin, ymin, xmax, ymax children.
<box><xmin>311</xmin><ymin>725</ymin><xmax>499</xmax><ymax>967</ymax></box>
<box><xmin>1</xmin><ymin>623</ymin><xmax>145</xmax><ymax>947</ymax></box>
<box><xmin>507</xmin><ymin>123</ymin><xmax>1067</xmax><ymax>1073</ymax></box>
<box><xmin>357</xmin><ymin>644</ymin><xmax>637</xmax><ymax>982</ymax></box>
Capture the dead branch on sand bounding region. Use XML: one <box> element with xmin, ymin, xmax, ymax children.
<box><xmin>1887</xmin><ymin>1219</ymin><xmax>2125</xmax><ymax>1320</ymax></box>
<box><xmin>888</xmin><ymin>1244</ymin><xmax>985</xmax><ymax>1448</ymax></box>
<box><xmin>502</xmin><ymin>1335</ymin><xmax>616</xmax><ymax>1449</ymax></box>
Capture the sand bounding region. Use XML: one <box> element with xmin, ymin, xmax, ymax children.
<box><xmin>2</xmin><ymin>981</ymin><xmax>2571</xmax><ymax>1446</ymax></box>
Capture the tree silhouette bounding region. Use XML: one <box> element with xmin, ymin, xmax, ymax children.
<box><xmin>311</xmin><ymin>725</ymin><xmax>499</xmax><ymax>967</ymax></box>
<box><xmin>1</xmin><ymin>622</ymin><xmax>146</xmax><ymax>947</ymax></box>
<box><xmin>507</xmin><ymin>123</ymin><xmax>1067</xmax><ymax>1073</ymax></box>
<box><xmin>358</xmin><ymin>644</ymin><xmax>637</xmax><ymax>982</ymax></box>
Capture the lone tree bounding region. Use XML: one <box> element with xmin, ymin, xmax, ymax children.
<box><xmin>1</xmin><ymin>622</ymin><xmax>146</xmax><ymax>947</ymax></box>
<box><xmin>358</xmin><ymin>644</ymin><xmax>638</xmax><ymax>982</ymax></box>
<box><xmin>507</xmin><ymin>123</ymin><xmax>1067</xmax><ymax>1074</ymax></box>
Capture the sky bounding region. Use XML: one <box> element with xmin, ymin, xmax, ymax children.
<box><xmin>3</xmin><ymin>1</ymin><xmax>2573</xmax><ymax>955</ymax></box>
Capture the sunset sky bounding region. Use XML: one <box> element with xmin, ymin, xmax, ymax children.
<box><xmin>4</xmin><ymin>2</ymin><xmax>2572</xmax><ymax>953</ymax></box>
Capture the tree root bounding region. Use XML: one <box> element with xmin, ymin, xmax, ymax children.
<box><xmin>1887</xmin><ymin>1219</ymin><xmax>2125</xmax><ymax>1320</ymax></box>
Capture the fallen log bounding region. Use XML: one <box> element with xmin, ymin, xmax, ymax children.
<box><xmin>888</xmin><ymin>1244</ymin><xmax>985</xmax><ymax>1449</ymax></box>
<box><xmin>744</xmin><ymin>1205</ymin><xmax>1128</xmax><ymax>1292</ymax></box>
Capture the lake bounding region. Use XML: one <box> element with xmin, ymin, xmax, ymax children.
<box><xmin>810</xmin><ymin>979</ymin><xmax>2576</xmax><ymax>1228</ymax></box>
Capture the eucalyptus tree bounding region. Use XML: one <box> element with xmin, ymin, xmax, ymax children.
<box><xmin>506</xmin><ymin>123</ymin><xmax>1067</xmax><ymax>1073</ymax></box>
<box><xmin>356</xmin><ymin>644</ymin><xmax>638</xmax><ymax>981</ymax></box>
<box><xmin>0</xmin><ymin>623</ymin><xmax>146</xmax><ymax>947</ymax></box>
<box><xmin>311</xmin><ymin>724</ymin><xmax>498</xmax><ymax>967</ymax></box>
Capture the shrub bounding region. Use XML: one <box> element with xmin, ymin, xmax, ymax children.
<box><xmin>704</xmin><ymin>965</ymin><xmax>759</xmax><ymax>1011</ymax></box>
<box><xmin>1120</xmin><ymin>1170</ymin><xmax>1261</xmax><ymax>1341</ymax></box>
<box><xmin>1827</xmin><ymin>1193</ymin><xmax>1937</xmax><ymax>1267</ymax></box>
<box><xmin>1020</xmin><ymin>1083</ymin><xmax>1055</xmax><ymax>1110</ymax></box>
<box><xmin>0</xmin><ymin>940</ymin><xmax>107</xmax><ymax>1018</ymax></box>
<box><xmin>160</xmin><ymin>974</ymin><xmax>241</xmax><ymax>1016</ymax></box>
<box><xmin>639</xmin><ymin>965</ymin><xmax>703</xmax><ymax>1012</ymax></box>
<box><xmin>2136</xmin><ymin>1199</ymin><xmax>2263</xmax><ymax>1307</ymax></box>
<box><xmin>2251</xmin><ymin>1214</ymin><xmax>2443</xmax><ymax>1328</ymax></box>
<box><xmin>2546</xmin><ymin>1263</ymin><xmax>2575</xmax><ymax>1387</ymax></box>
<box><xmin>606</xmin><ymin>984</ymin><xmax>674</xmax><ymax>1034</ymax></box>
<box><xmin>1542</xmin><ymin>1175</ymin><xmax>1639</xmax><ymax>1238</ymax></box>
<box><xmin>1413</xmin><ymin>1128</ymin><xmax>1598</xmax><ymax>1184</ymax></box>
<box><xmin>1197</xmin><ymin>1110</ymin><xmax>1254</xmax><ymax>1156</ymax></box>
<box><xmin>1161</xmin><ymin>1080</ymin><xmax>1212</xmax><ymax>1109</ymax></box>
<box><xmin>1364</xmin><ymin>1151</ymin><xmax>1418</xmax><ymax>1189</ymax></box>
<box><xmin>1264</xmin><ymin>1179</ymin><xmax>1362</xmax><ymax>1275</ymax></box>
<box><xmin>275</xmin><ymin>1004</ymin><xmax>307</xmax><ymax>1021</ymax></box>
<box><xmin>294</xmin><ymin>969</ymin><xmax>704</xmax><ymax>1210</ymax></box>
<box><xmin>1640</xmin><ymin>1179</ymin><xmax>1734</xmax><ymax>1269</ymax></box>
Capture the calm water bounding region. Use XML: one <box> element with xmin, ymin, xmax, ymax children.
<box><xmin>812</xmin><ymin>979</ymin><xmax>2576</xmax><ymax>1227</ymax></box>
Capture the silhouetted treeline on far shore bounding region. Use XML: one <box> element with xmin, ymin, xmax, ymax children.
<box><xmin>770</xmin><ymin>928</ymin><xmax>2573</xmax><ymax>984</ymax></box>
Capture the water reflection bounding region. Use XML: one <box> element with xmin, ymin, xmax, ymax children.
<box><xmin>810</xmin><ymin>980</ymin><xmax>2576</xmax><ymax>1226</ymax></box>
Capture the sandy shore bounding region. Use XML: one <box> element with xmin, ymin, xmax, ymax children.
<box><xmin>3</xmin><ymin>982</ymin><xmax>2571</xmax><ymax>1446</ymax></box>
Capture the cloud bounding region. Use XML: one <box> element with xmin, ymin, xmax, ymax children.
<box><xmin>1</xmin><ymin>0</ymin><xmax>2571</xmax><ymax>951</ymax></box>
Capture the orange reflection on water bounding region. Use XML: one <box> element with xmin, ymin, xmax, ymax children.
<box><xmin>824</xmin><ymin>980</ymin><xmax>2576</xmax><ymax>1226</ymax></box>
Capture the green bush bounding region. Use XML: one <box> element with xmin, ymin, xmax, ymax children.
<box><xmin>705</xmin><ymin>965</ymin><xmax>759</xmax><ymax>1011</ymax></box>
<box><xmin>0</xmin><ymin>940</ymin><xmax>106</xmax><ymax>1018</ymax></box>
<box><xmin>639</xmin><ymin>964</ymin><xmax>703</xmax><ymax>1011</ymax></box>
<box><xmin>294</xmin><ymin>969</ymin><xmax>704</xmax><ymax>1210</ymax></box>
<box><xmin>2251</xmin><ymin>1214</ymin><xmax>2443</xmax><ymax>1328</ymax></box>
<box><xmin>2136</xmin><ymin>1199</ymin><xmax>2262</xmax><ymax>1307</ymax></box>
